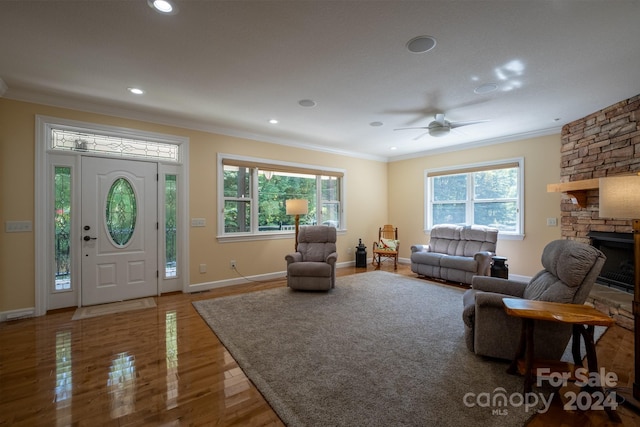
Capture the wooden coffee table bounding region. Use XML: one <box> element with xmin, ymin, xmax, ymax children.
<box><xmin>502</xmin><ymin>298</ymin><xmax>619</xmax><ymax>421</ymax></box>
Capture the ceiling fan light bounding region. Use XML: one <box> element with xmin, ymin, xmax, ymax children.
<box><xmin>428</xmin><ymin>125</ymin><xmax>450</xmax><ymax>137</ymax></box>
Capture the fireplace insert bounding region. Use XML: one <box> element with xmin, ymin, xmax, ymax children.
<box><xmin>588</xmin><ymin>231</ymin><xmax>634</xmax><ymax>293</ymax></box>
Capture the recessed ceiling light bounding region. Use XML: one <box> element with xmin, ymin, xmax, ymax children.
<box><xmin>369</xmin><ymin>121</ymin><xmax>384</xmax><ymax>127</ymax></box>
<box><xmin>390</xmin><ymin>146</ymin><xmax>398</xmax><ymax>150</ymax></box>
<box><xmin>298</xmin><ymin>99</ymin><xmax>317</xmax><ymax>108</ymax></box>
<box><xmin>406</xmin><ymin>35</ymin><xmax>437</xmax><ymax>53</ymax></box>
<box><xmin>269</xmin><ymin>119</ymin><xmax>279</xmax><ymax>124</ymax></box>
<box><xmin>474</xmin><ymin>83</ymin><xmax>498</xmax><ymax>94</ymax></box>
<box><xmin>148</xmin><ymin>0</ymin><xmax>178</xmax><ymax>14</ymax></box>
<box><xmin>127</xmin><ymin>87</ymin><xmax>144</xmax><ymax>95</ymax></box>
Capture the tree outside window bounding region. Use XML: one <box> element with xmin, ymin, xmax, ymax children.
<box><xmin>221</xmin><ymin>160</ymin><xmax>343</xmax><ymax>236</ymax></box>
<box><xmin>428</xmin><ymin>162</ymin><xmax>521</xmax><ymax>233</ymax></box>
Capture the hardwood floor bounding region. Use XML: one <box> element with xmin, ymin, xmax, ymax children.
<box><xmin>1</xmin><ymin>264</ymin><xmax>638</xmax><ymax>426</ymax></box>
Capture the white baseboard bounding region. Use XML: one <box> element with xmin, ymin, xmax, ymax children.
<box><xmin>0</xmin><ymin>308</ymin><xmax>36</xmax><ymax>322</ymax></box>
<box><xmin>188</xmin><ymin>270</ymin><xmax>287</xmax><ymax>293</ymax></box>
<box><xmin>187</xmin><ymin>259</ymin><xmax>408</xmax><ymax>293</ymax></box>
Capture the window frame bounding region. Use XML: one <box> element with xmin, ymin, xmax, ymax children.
<box><xmin>424</xmin><ymin>158</ymin><xmax>524</xmax><ymax>240</ymax></box>
<box><xmin>217</xmin><ymin>154</ymin><xmax>346</xmax><ymax>242</ymax></box>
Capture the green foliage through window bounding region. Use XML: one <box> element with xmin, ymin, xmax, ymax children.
<box><xmin>54</xmin><ymin>166</ymin><xmax>71</xmax><ymax>291</ymax></box>
<box><xmin>222</xmin><ymin>161</ymin><xmax>343</xmax><ymax>234</ymax></box>
<box><xmin>429</xmin><ymin>163</ymin><xmax>520</xmax><ymax>233</ymax></box>
<box><xmin>165</xmin><ymin>175</ymin><xmax>177</xmax><ymax>278</ymax></box>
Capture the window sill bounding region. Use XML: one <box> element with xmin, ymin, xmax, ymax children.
<box><xmin>217</xmin><ymin>228</ymin><xmax>347</xmax><ymax>243</ymax></box>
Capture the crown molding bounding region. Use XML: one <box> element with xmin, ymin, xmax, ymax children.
<box><xmin>387</xmin><ymin>127</ymin><xmax>562</xmax><ymax>162</ymax></box>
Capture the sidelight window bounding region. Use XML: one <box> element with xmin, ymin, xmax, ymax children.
<box><xmin>54</xmin><ymin>166</ymin><xmax>72</xmax><ymax>291</ymax></box>
<box><xmin>165</xmin><ymin>175</ymin><xmax>177</xmax><ymax>278</ymax></box>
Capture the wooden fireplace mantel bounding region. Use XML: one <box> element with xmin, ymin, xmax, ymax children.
<box><xmin>547</xmin><ymin>178</ymin><xmax>599</xmax><ymax>208</ymax></box>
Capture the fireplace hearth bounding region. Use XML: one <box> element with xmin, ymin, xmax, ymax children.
<box><xmin>588</xmin><ymin>231</ymin><xmax>634</xmax><ymax>293</ymax></box>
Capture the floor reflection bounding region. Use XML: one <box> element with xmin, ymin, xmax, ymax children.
<box><xmin>107</xmin><ymin>352</ymin><xmax>136</xmax><ymax>418</ymax></box>
<box><xmin>223</xmin><ymin>350</ymin><xmax>250</xmax><ymax>408</ymax></box>
<box><xmin>165</xmin><ymin>311</ymin><xmax>178</xmax><ymax>410</ymax></box>
<box><xmin>55</xmin><ymin>330</ymin><xmax>72</xmax><ymax>427</ymax></box>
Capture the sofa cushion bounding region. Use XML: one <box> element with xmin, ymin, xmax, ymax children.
<box><xmin>523</xmin><ymin>271</ymin><xmax>578</xmax><ymax>303</ymax></box>
<box><xmin>288</xmin><ymin>261</ymin><xmax>332</xmax><ymax>277</ymax></box>
<box><xmin>297</xmin><ymin>226</ymin><xmax>337</xmax><ymax>262</ymax></box>
<box><xmin>457</xmin><ymin>225</ymin><xmax>499</xmax><ymax>256</ymax></box>
<box><xmin>542</xmin><ymin>239</ymin><xmax>601</xmax><ymax>288</ymax></box>
<box><xmin>440</xmin><ymin>255</ymin><xmax>478</xmax><ymax>272</ymax></box>
<box><xmin>411</xmin><ymin>251</ymin><xmax>446</xmax><ymax>266</ymax></box>
<box><xmin>523</xmin><ymin>240</ymin><xmax>603</xmax><ymax>303</ymax></box>
<box><xmin>430</xmin><ymin>224</ymin><xmax>461</xmax><ymax>240</ymax></box>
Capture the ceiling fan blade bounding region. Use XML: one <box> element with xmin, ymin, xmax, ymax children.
<box><xmin>393</xmin><ymin>127</ymin><xmax>430</xmax><ymax>131</ymax></box>
<box><xmin>449</xmin><ymin>119</ymin><xmax>490</xmax><ymax>129</ymax></box>
<box><xmin>413</xmin><ymin>131</ymin><xmax>431</xmax><ymax>141</ymax></box>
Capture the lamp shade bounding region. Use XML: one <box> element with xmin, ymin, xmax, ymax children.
<box><xmin>286</xmin><ymin>199</ymin><xmax>308</xmax><ymax>216</ymax></box>
<box><xmin>599</xmin><ymin>176</ymin><xmax>640</xmax><ymax>219</ymax></box>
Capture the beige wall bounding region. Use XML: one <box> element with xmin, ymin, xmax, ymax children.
<box><xmin>0</xmin><ymin>97</ymin><xmax>564</xmax><ymax>314</ymax></box>
<box><xmin>388</xmin><ymin>134</ymin><xmax>563</xmax><ymax>277</ymax></box>
<box><xmin>0</xmin><ymin>98</ymin><xmax>387</xmax><ymax>312</ymax></box>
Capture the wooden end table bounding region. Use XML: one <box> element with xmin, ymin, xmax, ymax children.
<box><xmin>502</xmin><ymin>298</ymin><xmax>620</xmax><ymax>421</ymax></box>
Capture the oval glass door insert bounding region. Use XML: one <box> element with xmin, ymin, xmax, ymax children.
<box><xmin>106</xmin><ymin>177</ymin><xmax>137</xmax><ymax>246</ymax></box>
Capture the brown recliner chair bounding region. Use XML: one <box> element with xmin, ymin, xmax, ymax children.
<box><xmin>462</xmin><ymin>239</ymin><xmax>606</xmax><ymax>361</ymax></box>
<box><xmin>285</xmin><ymin>226</ymin><xmax>337</xmax><ymax>291</ymax></box>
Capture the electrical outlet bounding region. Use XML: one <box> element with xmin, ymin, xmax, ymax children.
<box><xmin>230</xmin><ymin>260</ymin><xmax>237</xmax><ymax>269</ymax></box>
<box><xmin>546</xmin><ymin>217</ymin><xmax>558</xmax><ymax>227</ymax></box>
<box><xmin>199</xmin><ymin>264</ymin><xmax>207</xmax><ymax>273</ymax></box>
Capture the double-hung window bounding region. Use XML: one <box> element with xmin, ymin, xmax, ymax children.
<box><xmin>426</xmin><ymin>158</ymin><xmax>523</xmax><ymax>237</ymax></box>
<box><xmin>219</xmin><ymin>154</ymin><xmax>345</xmax><ymax>238</ymax></box>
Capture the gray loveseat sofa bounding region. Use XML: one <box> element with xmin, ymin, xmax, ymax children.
<box><xmin>410</xmin><ymin>224</ymin><xmax>498</xmax><ymax>285</ymax></box>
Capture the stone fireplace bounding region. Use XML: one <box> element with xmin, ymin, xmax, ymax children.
<box><xmin>558</xmin><ymin>94</ymin><xmax>639</xmax><ymax>329</ymax></box>
<box><xmin>559</xmin><ymin>94</ymin><xmax>640</xmax><ymax>248</ymax></box>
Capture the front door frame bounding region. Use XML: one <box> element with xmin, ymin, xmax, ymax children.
<box><xmin>34</xmin><ymin>115</ymin><xmax>190</xmax><ymax>315</ymax></box>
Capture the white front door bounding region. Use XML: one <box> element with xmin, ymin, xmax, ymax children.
<box><xmin>81</xmin><ymin>157</ymin><xmax>158</xmax><ymax>306</ymax></box>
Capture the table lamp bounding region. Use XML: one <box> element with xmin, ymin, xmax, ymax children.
<box><xmin>599</xmin><ymin>175</ymin><xmax>640</xmax><ymax>406</ymax></box>
<box><xmin>286</xmin><ymin>199</ymin><xmax>308</xmax><ymax>251</ymax></box>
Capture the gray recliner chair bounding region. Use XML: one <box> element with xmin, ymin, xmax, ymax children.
<box><xmin>285</xmin><ymin>226</ymin><xmax>338</xmax><ymax>291</ymax></box>
<box><xmin>462</xmin><ymin>239</ymin><xmax>606</xmax><ymax>361</ymax></box>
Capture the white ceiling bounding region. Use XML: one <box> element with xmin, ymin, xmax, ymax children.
<box><xmin>1</xmin><ymin>1</ymin><xmax>639</xmax><ymax>161</ymax></box>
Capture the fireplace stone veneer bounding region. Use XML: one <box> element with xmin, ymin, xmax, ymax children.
<box><xmin>559</xmin><ymin>95</ymin><xmax>640</xmax><ymax>244</ymax></box>
<box><xmin>557</xmin><ymin>95</ymin><xmax>639</xmax><ymax>329</ymax></box>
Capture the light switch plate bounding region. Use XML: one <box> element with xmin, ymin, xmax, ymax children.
<box><xmin>5</xmin><ymin>221</ymin><xmax>33</xmax><ymax>232</ymax></box>
<box><xmin>191</xmin><ymin>218</ymin><xmax>206</xmax><ymax>227</ymax></box>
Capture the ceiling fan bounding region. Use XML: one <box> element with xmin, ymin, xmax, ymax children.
<box><xmin>394</xmin><ymin>113</ymin><xmax>489</xmax><ymax>139</ymax></box>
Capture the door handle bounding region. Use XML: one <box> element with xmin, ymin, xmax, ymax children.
<box><xmin>83</xmin><ymin>236</ymin><xmax>97</xmax><ymax>241</ymax></box>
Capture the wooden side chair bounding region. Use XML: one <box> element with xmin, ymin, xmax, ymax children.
<box><xmin>372</xmin><ymin>224</ymin><xmax>399</xmax><ymax>270</ymax></box>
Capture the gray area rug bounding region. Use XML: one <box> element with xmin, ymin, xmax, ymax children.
<box><xmin>193</xmin><ymin>272</ymin><xmax>541</xmax><ymax>426</ymax></box>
